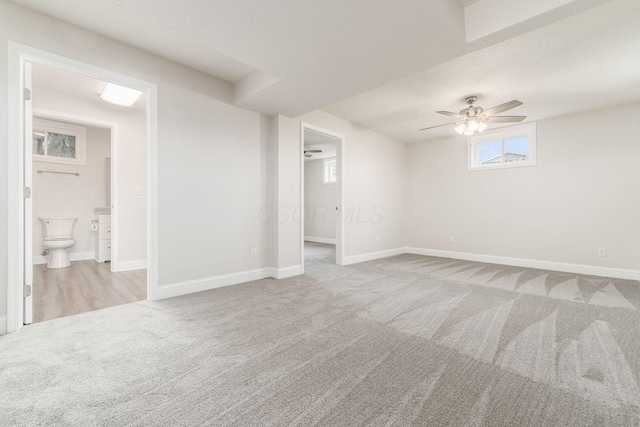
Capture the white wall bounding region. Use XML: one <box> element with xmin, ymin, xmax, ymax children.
<box><xmin>32</xmin><ymin>85</ymin><xmax>148</xmax><ymax>264</ymax></box>
<box><xmin>274</xmin><ymin>115</ymin><xmax>302</xmax><ymax>270</ymax></box>
<box><xmin>32</xmin><ymin>125</ymin><xmax>110</xmax><ymax>261</ymax></box>
<box><xmin>406</xmin><ymin>102</ymin><xmax>640</xmax><ymax>271</ymax></box>
<box><xmin>0</xmin><ymin>1</ymin><xmax>270</xmax><ymax>322</ymax></box>
<box><xmin>295</xmin><ymin>110</ymin><xmax>407</xmax><ymax>258</ymax></box>
<box><xmin>0</xmin><ymin>21</ymin><xmax>8</xmax><ymax>326</ymax></box>
<box><xmin>157</xmin><ymin>86</ymin><xmax>266</xmax><ymax>284</ymax></box>
<box><xmin>304</xmin><ymin>159</ymin><xmax>336</xmax><ymax>242</ymax></box>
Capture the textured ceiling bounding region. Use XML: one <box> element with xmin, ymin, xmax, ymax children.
<box><xmin>12</xmin><ymin>0</ymin><xmax>636</xmax><ymax>142</ymax></box>
<box><xmin>324</xmin><ymin>0</ymin><xmax>640</xmax><ymax>142</ymax></box>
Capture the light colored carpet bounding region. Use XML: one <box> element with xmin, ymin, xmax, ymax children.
<box><xmin>1</xmin><ymin>242</ymin><xmax>640</xmax><ymax>426</ymax></box>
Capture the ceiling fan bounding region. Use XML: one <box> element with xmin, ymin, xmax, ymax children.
<box><xmin>304</xmin><ymin>149</ymin><xmax>322</xmax><ymax>158</ymax></box>
<box><xmin>420</xmin><ymin>96</ymin><xmax>526</xmax><ymax>135</ymax></box>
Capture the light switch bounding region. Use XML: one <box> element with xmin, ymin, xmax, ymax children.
<box><xmin>292</xmin><ymin>184</ymin><xmax>299</xmax><ymax>194</ymax></box>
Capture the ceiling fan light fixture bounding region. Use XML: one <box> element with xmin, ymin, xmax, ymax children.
<box><xmin>420</xmin><ymin>96</ymin><xmax>525</xmax><ymax>136</ymax></box>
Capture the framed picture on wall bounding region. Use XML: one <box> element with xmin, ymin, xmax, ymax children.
<box><xmin>32</xmin><ymin>117</ymin><xmax>86</xmax><ymax>165</ymax></box>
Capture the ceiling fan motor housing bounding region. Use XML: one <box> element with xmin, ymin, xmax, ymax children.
<box><xmin>462</xmin><ymin>105</ymin><xmax>484</xmax><ymax>117</ymax></box>
<box><xmin>465</xmin><ymin>95</ymin><xmax>478</xmax><ymax>104</ymax></box>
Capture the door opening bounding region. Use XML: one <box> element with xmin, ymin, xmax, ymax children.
<box><xmin>29</xmin><ymin>64</ymin><xmax>147</xmax><ymax>324</ymax></box>
<box><xmin>300</xmin><ymin>123</ymin><xmax>345</xmax><ymax>272</ymax></box>
<box><xmin>7</xmin><ymin>42</ymin><xmax>158</xmax><ymax>333</ymax></box>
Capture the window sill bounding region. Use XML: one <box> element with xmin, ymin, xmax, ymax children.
<box><xmin>468</xmin><ymin>161</ymin><xmax>536</xmax><ymax>172</ymax></box>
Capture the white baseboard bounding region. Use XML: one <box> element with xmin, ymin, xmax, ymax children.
<box><xmin>405</xmin><ymin>247</ymin><xmax>640</xmax><ymax>281</ymax></box>
<box><xmin>304</xmin><ymin>236</ymin><xmax>336</xmax><ymax>245</ymax></box>
<box><xmin>342</xmin><ymin>247</ymin><xmax>406</xmax><ymax>266</ymax></box>
<box><xmin>116</xmin><ymin>259</ymin><xmax>147</xmax><ymax>272</ymax></box>
<box><xmin>337</xmin><ymin>246</ymin><xmax>639</xmax><ymax>280</ymax></box>
<box><xmin>155</xmin><ymin>265</ymin><xmax>304</xmax><ymax>300</ymax></box>
<box><xmin>32</xmin><ymin>251</ymin><xmax>95</xmax><ymax>265</ymax></box>
<box><xmin>267</xmin><ymin>265</ymin><xmax>303</xmax><ymax>279</ymax></box>
<box><xmin>156</xmin><ymin>268</ymin><xmax>271</xmax><ymax>300</ymax></box>
<box><xmin>0</xmin><ymin>316</ymin><xmax>6</xmax><ymax>336</ymax></box>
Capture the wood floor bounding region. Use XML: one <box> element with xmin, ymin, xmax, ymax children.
<box><xmin>32</xmin><ymin>261</ymin><xmax>146</xmax><ymax>323</ymax></box>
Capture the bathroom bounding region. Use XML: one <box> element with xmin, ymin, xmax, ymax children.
<box><xmin>30</xmin><ymin>62</ymin><xmax>148</xmax><ymax>323</ymax></box>
<box><xmin>33</xmin><ymin>118</ymin><xmax>111</xmax><ymax>268</ymax></box>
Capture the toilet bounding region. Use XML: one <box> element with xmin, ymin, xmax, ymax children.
<box><xmin>40</xmin><ymin>217</ymin><xmax>77</xmax><ymax>269</ymax></box>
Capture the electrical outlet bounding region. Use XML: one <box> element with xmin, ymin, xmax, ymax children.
<box><xmin>448</xmin><ymin>236</ymin><xmax>454</xmax><ymax>244</ymax></box>
<box><xmin>251</xmin><ymin>248</ymin><xmax>257</xmax><ymax>258</ymax></box>
<box><xmin>292</xmin><ymin>184</ymin><xmax>299</xmax><ymax>194</ymax></box>
<box><xmin>375</xmin><ymin>236</ymin><xmax>380</xmax><ymax>243</ymax></box>
<box><xmin>91</xmin><ymin>191</ymin><xmax>96</xmax><ymax>198</ymax></box>
<box><xmin>136</xmin><ymin>187</ymin><xmax>143</xmax><ymax>195</ymax></box>
<box><xmin>598</xmin><ymin>248</ymin><xmax>606</xmax><ymax>257</ymax></box>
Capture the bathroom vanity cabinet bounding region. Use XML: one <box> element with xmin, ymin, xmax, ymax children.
<box><xmin>95</xmin><ymin>214</ymin><xmax>111</xmax><ymax>262</ymax></box>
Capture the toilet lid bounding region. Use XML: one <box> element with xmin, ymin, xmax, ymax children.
<box><xmin>44</xmin><ymin>236</ymin><xmax>73</xmax><ymax>241</ymax></box>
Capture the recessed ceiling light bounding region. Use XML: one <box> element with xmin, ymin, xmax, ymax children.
<box><xmin>100</xmin><ymin>83</ymin><xmax>142</xmax><ymax>107</ymax></box>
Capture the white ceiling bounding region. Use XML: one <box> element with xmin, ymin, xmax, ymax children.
<box><xmin>324</xmin><ymin>0</ymin><xmax>640</xmax><ymax>142</ymax></box>
<box><xmin>31</xmin><ymin>62</ymin><xmax>147</xmax><ymax>112</ymax></box>
<box><xmin>13</xmin><ymin>0</ymin><xmax>640</xmax><ymax>143</ymax></box>
<box><xmin>304</xmin><ymin>129</ymin><xmax>337</xmax><ymax>161</ymax></box>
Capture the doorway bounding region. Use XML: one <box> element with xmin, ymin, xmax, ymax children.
<box><xmin>300</xmin><ymin>123</ymin><xmax>345</xmax><ymax>271</ymax></box>
<box><xmin>31</xmin><ymin>63</ymin><xmax>147</xmax><ymax>323</ymax></box>
<box><xmin>7</xmin><ymin>42</ymin><xmax>158</xmax><ymax>333</ymax></box>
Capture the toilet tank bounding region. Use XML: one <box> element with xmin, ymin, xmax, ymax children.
<box><xmin>39</xmin><ymin>217</ymin><xmax>77</xmax><ymax>238</ymax></box>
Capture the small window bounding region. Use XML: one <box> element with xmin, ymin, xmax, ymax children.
<box><xmin>468</xmin><ymin>123</ymin><xmax>536</xmax><ymax>171</ymax></box>
<box><xmin>323</xmin><ymin>158</ymin><xmax>336</xmax><ymax>184</ymax></box>
<box><xmin>32</xmin><ymin>118</ymin><xmax>87</xmax><ymax>166</ymax></box>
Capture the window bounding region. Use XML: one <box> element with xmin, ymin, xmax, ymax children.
<box><xmin>32</xmin><ymin>117</ymin><xmax>87</xmax><ymax>165</ymax></box>
<box><xmin>323</xmin><ymin>158</ymin><xmax>337</xmax><ymax>184</ymax></box>
<box><xmin>468</xmin><ymin>123</ymin><xmax>536</xmax><ymax>171</ymax></box>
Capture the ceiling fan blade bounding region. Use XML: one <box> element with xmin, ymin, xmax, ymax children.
<box><xmin>304</xmin><ymin>149</ymin><xmax>322</xmax><ymax>153</ymax></box>
<box><xmin>419</xmin><ymin>122</ymin><xmax>459</xmax><ymax>131</ymax></box>
<box><xmin>304</xmin><ymin>154</ymin><xmax>312</xmax><ymax>157</ymax></box>
<box><xmin>485</xmin><ymin>115</ymin><xmax>526</xmax><ymax>123</ymax></box>
<box><xmin>482</xmin><ymin>100</ymin><xmax>523</xmax><ymax>116</ymax></box>
<box><xmin>436</xmin><ymin>111</ymin><xmax>465</xmax><ymax>119</ymax></box>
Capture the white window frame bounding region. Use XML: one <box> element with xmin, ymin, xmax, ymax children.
<box><xmin>323</xmin><ymin>157</ymin><xmax>337</xmax><ymax>184</ymax></box>
<box><xmin>33</xmin><ymin>117</ymin><xmax>87</xmax><ymax>166</ymax></box>
<box><xmin>468</xmin><ymin>122</ymin><xmax>536</xmax><ymax>171</ymax></box>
